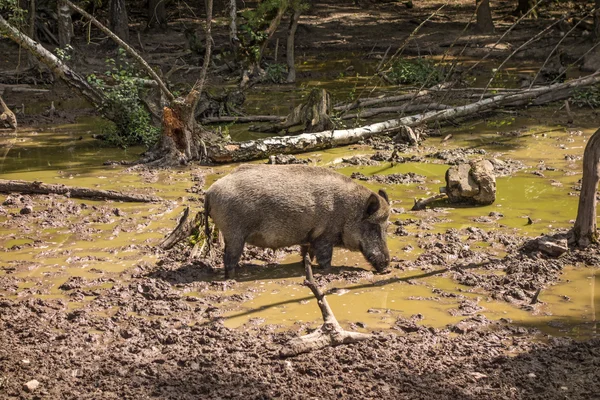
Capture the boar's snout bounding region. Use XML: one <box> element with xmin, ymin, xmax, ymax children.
<box><xmin>360</xmin><ymin>243</ymin><xmax>390</xmax><ymax>273</ymax></box>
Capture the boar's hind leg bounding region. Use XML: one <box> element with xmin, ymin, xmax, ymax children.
<box><xmin>223</xmin><ymin>238</ymin><xmax>244</xmax><ymax>279</ymax></box>
<box><xmin>312</xmin><ymin>240</ymin><xmax>333</xmax><ymax>270</ymax></box>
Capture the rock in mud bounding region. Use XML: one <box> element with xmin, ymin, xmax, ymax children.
<box><xmin>23</xmin><ymin>379</ymin><xmax>40</xmax><ymax>392</ymax></box>
<box><xmin>445</xmin><ymin>160</ymin><xmax>496</xmax><ymax>205</ymax></box>
<box><xmin>19</xmin><ymin>205</ymin><xmax>33</xmax><ymax>215</ymax></box>
<box><xmin>537</xmin><ymin>238</ymin><xmax>569</xmax><ymax>258</ymax></box>
<box><xmin>451</xmin><ymin>315</ymin><xmax>490</xmax><ymax>334</ymax></box>
<box><xmin>342</xmin><ymin>155</ymin><xmax>380</xmax><ymax>166</ymax></box>
<box><xmin>267</xmin><ymin>154</ymin><xmax>310</xmax><ymax>165</ymax></box>
<box><xmin>351</xmin><ymin>171</ymin><xmax>426</xmax><ymax>185</ymax></box>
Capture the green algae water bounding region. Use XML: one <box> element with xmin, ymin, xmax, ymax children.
<box><xmin>1</xmin><ymin>112</ymin><xmax>599</xmax><ymax>340</ymax></box>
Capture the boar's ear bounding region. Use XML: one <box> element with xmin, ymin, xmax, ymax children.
<box><xmin>365</xmin><ymin>193</ymin><xmax>380</xmax><ymax>218</ymax></box>
<box><xmin>378</xmin><ymin>189</ymin><xmax>389</xmax><ymax>204</ymax></box>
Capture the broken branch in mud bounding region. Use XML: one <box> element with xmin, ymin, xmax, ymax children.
<box><xmin>0</xmin><ymin>179</ymin><xmax>161</xmax><ymax>202</ymax></box>
<box><xmin>412</xmin><ymin>193</ymin><xmax>448</xmax><ymax>211</ymax></box>
<box><xmin>207</xmin><ymin>71</ymin><xmax>600</xmax><ymax>163</ymax></box>
<box><xmin>280</xmin><ymin>253</ymin><xmax>371</xmax><ymax>357</ymax></box>
<box><xmin>159</xmin><ymin>206</ymin><xmax>204</xmax><ymax>250</ymax></box>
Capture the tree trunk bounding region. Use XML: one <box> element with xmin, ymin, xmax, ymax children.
<box><xmin>28</xmin><ymin>0</ymin><xmax>35</xmax><ymax>39</ymax></box>
<box><xmin>109</xmin><ymin>0</ymin><xmax>129</xmax><ymax>42</ymax></box>
<box><xmin>0</xmin><ymin>179</ymin><xmax>161</xmax><ymax>202</ymax></box>
<box><xmin>229</xmin><ymin>0</ymin><xmax>239</xmax><ymax>53</ymax></box>
<box><xmin>572</xmin><ymin>128</ymin><xmax>600</xmax><ymax>247</ymax></box>
<box><xmin>147</xmin><ymin>0</ymin><xmax>167</xmax><ymax>29</ymax></box>
<box><xmin>286</xmin><ymin>7</ymin><xmax>301</xmax><ymax>83</ymax></box>
<box><xmin>514</xmin><ymin>0</ymin><xmax>537</xmax><ymax>18</ymax></box>
<box><xmin>0</xmin><ymin>14</ymin><xmax>105</xmax><ymax>109</ymax></box>
<box><xmin>0</xmin><ymin>94</ymin><xmax>17</xmax><ymax>129</ymax></box>
<box><xmin>595</xmin><ymin>0</ymin><xmax>600</xmax><ymax>41</ymax></box>
<box><xmin>57</xmin><ymin>0</ymin><xmax>73</xmax><ymax>48</ymax></box>
<box><xmin>475</xmin><ymin>0</ymin><xmax>494</xmax><ymax>34</ymax></box>
<box><xmin>582</xmin><ymin>0</ymin><xmax>600</xmax><ymax>72</ymax></box>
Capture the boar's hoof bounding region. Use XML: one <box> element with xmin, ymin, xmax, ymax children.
<box><xmin>375</xmin><ymin>267</ymin><xmax>391</xmax><ymax>274</ymax></box>
<box><xmin>224</xmin><ymin>268</ymin><xmax>236</xmax><ymax>279</ymax></box>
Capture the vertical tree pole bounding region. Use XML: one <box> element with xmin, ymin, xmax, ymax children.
<box><xmin>57</xmin><ymin>0</ymin><xmax>73</xmax><ymax>48</ymax></box>
<box><xmin>475</xmin><ymin>0</ymin><xmax>494</xmax><ymax>34</ymax></box>
<box><xmin>229</xmin><ymin>0</ymin><xmax>239</xmax><ymax>54</ymax></box>
<box><xmin>258</xmin><ymin>1</ymin><xmax>288</xmax><ymax>65</ymax></box>
<box><xmin>595</xmin><ymin>0</ymin><xmax>600</xmax><ymax>41</ymax></box>
<box><xmin>148</xmin><ymin>0</ymin><xmax>167</xmax><ymax>29</ymax></box>
<box><xmin>286</xmin><ymin>5</ymin><xmax>301</xmax><ymax>83</ymax></box>
<box><xmin>583</xmin><ymin>2</ymin><xmax>600</xmax><ymax>73</ymax></box>
<box><xmin>109</xmin><ymin>0</ymin><xmax>129</xmax><ymax>42</ymax></box>
<box><xmin>514</xmin><ymin>0</ymin><xmax>537</xmax><ymax>18</ymax></box>
<box><xmin>573</xmin><ymin>128</ymin><xmax>600</xmax><ymax>247</ymax></box>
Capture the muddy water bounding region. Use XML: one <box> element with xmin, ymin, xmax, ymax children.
<box><xmin>1</xmin><ymin>112</ymin><xmax>599</xmax><ymax>339</ymax></box>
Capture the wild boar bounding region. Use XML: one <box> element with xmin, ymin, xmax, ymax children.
<box><xmin>204</xmin><ymin>164</ymin><xmax>391</xmax><ymax>279</ymax></box>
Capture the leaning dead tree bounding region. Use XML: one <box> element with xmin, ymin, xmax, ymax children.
<box><xmin>572</xmin><ymin>128</ymin><xmax>600</xmax><ymax>247</ymax></box>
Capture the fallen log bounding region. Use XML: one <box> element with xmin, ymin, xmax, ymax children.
<box><xmin>412</xmin><ymin>193</ymin><xmax>447</xmax><ymax>211</ymax></box>
<box><xmin>280</xmin><ymin>252</ymin><xmax>371</xmax><ymax>357</ymax></box>
<box><xmin>207</xmin><ymin>71</ymin><xmax>600</xmax><ymax>163</ymax></box>
<box><xmin>0</xmin><ymin>179</ymin><xmax>161</xmax><ymax>202</ymax></box>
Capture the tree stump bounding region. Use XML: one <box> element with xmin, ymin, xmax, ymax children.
<box><xmin>255</xmin><ymin>88</ymin><xmax>334</xmax><ymax>134</ymax></box>
<box><xmin>0</xmin><ymin>94</ymin><xmax>17</xmax><ymax>129</ymax></box>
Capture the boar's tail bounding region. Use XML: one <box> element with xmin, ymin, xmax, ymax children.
<box><xmin>204</xmin><ymin>198</ymin><xmax>211</xmax><ymax>251</ymax></box>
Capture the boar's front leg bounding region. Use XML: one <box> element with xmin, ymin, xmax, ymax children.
<box><xmin>311</xmin><ymin>239</ymin><xmax>333</xmax><ymax>270</ymax></box>
<box><xmin>223</xmin><ymin>237</ymin><xmax>244</xmax><ymax>279</ymax></box>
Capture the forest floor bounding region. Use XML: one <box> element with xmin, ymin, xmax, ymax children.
<box><xmin>2</xmin><ymin>0</ymin><xmax>600</xmax><ymax>399</ymax></box>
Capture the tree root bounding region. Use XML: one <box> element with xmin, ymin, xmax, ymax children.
<box><xmin>280</xmin><ymin>254</ymin><xmax>371</xmax><ymax>357</ymax></box>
